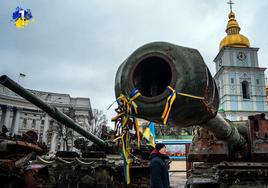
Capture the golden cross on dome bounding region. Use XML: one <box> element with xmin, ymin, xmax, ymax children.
<box><xmin>227</xmin><ymin>0</ymin><xmax>234</xmax><ymax>12</ymax></box>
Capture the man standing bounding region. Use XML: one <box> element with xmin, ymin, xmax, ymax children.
<box><xmin>149</xmin><ymin>143</ymin><xmax>170</xmax><ymax>188</ymax></box>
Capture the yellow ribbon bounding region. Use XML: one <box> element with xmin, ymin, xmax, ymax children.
<box><xmin>177</xmin><ymin>92</ymin><xmax>204</xmax><ymax>100</ymax></box>
<box><xmin>113</xmin><ymin>133</ymin><xmax>125</xmax><ymax>142</ymax></box>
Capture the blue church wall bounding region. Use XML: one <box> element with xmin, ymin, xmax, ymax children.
<box><xmin>241</xmin><ymin>100</ymin><xmax>253</xmax><ymax>111</ymax></box>
<box><xmin>256</xmin><ymin>102</ymin><xmax>264</xmax><ymax>111</ymax></box>
<box><xmin>256</xmin><ymin>96</ymin><xmax>265</xmax><ymax>111</ymax></box>
<box><xmin>230</xmin><ymin>96</ymin><xmax>238</xmax><ymax>110</ymax></box>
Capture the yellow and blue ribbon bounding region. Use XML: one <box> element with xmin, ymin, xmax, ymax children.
<box><xmin>111</xmin><ymin>88</ymin><xmax>141</xmax><ymax>185</ymax></box>
<box><xmin>121</xmin><ymin>132</ymin><xmax>130</xmax><ymax>185</ymax></box>
<box><xmin>161</xmin><ymin>86</ymin><xmax>177</xmax><ymax>125</ymax></box>
<box><xmin>161</xmin><ymin>86</ymin><xmax>205</xmax><ymax>125</ymax></box>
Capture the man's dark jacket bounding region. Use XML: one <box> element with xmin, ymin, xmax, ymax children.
<box><xmin>149</xmin><ymin>149</ymin><xmax>170</xmax><ymax>188</ymax></box>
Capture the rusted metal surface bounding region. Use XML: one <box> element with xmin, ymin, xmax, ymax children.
<box><xmin>249</xmin><ymin>114</ymin><xmax>268</xmax><ymax>162</ymax></box>
<box><xmin>185</xmin><ymin>143</ymin><xmax>193</xmax><ymax>178</ymax></box>
<box><xmin>188</xmin><ymin>127</ymin><xmax>228</xmax><ymax>163</ymax></box>
<box><xmin>193</xmin><ymin>114</ymin><xmax>266</xmax><ymax>163</ymax></box>
<box><xmin>0</xmin><ymin>153</ymin><xmax>43</xmax><ymax>188</ymax></box>
<box><xmin>0</xmin><ymin>139</ymin><xmax>43</xmax><ymax>155</ymax></box>
<box><xmin>0</xmin><ymin>128</ymin><xmax>47</xmax><ymax>188</ymax></box>
<box><xmin>186</xmin><ymin>162</ymin><xmax>268</xmax><ymax>188</ymax></box>
<box><xmin>0</xmin><ymin>130</ymin><xmax>46</xmax><ymax>157</ymax></box>
<box><xmin>204</xmin><ymin>114</ymin><xmax>246</xmax><ymax>148</ymax></box>
<box><xmin>0</xmin><ymin>159</ymin><xmax>14</xmax><ymax>171</ymax></box>
<box><xmin>187</xmin><ymin>114</ymin><xmax>268</xmax><ymax>187</ymax></box>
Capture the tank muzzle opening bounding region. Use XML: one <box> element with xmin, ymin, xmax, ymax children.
<box><xmin>132</xmin><ymin>56</ymin><xmax>172</xmax><ymax>97</ymax></box>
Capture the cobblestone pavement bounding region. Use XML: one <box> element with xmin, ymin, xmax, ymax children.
<box><xmin>170</xmin><ymin>172</ymin><xmax>187</xmax><ymax>188</ymax></box>
<box><xmin>169</xmin><ymin>161</ymin><xmax>187</xmax><ymax>188</ymax></box>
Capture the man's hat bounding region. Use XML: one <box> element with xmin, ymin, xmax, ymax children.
<box><xmin>155</xmin><ymin>143</ymin><xmax>166</xmax><ymax>151</ymax></box>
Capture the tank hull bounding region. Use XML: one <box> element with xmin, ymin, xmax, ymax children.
<box><xmin>186</xmin><ymin>162</ymin><xmax>268</xmax><ymax>188</ymax></box>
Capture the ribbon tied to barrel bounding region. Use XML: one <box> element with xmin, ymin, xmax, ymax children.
<box><xmin>161</xmin><ymin>86</ymin><xmax>205</xmax><ymax>125</ymax></box>
<box><xmin>111</xmin><ymin>88</ymin><xmax>141</xmax><ymax>185</ymax></box>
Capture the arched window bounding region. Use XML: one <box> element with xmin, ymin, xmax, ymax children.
<box><xmin>242</xmin><ymin>81</ymin><xmax>250</xmax><ymax>99</ymax></box>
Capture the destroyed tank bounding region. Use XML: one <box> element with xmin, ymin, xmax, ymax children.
<box><xmin>2</xmin><ymin>41</ymin><xmax>268</xmax><ymax>188</ymax></box>
<box><xmin>0</xmin><ymin>75</ymin><xmax>151</xmax><ymax>188</ymax></box>
<box><xmin>0</xmin><ymin>127</ymin><xmax>47</xmax><ymax>188</ymax></box>
<box><xmin>115</xmin><ymin>41</ymin><xmax>268</xmax><ymax>188</ymax></box>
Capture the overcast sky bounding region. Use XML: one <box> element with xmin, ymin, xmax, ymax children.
<box><xmin>1</xmin><ymin>0</ymin><xmax>267</xmax><ymax>125</ymax></box>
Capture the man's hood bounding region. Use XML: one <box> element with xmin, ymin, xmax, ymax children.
<box><xmin>150</xmin><ymin>149</ymin><xmax>169</xmax><ymax>160</ymax></box>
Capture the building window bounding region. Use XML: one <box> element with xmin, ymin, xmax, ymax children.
<box><xmin>41</xmin><ymin>120</ymin><xmax>45</xmax><ymax>125</ymax></box>
<box><xmin>231</xmin><ymin>78</ymin><xmax>234</xmax><ymax>84</ymax></box>
<box><xmin>256</xmin><ymin>79</ymin><xmax>259</xmax><ymax>85</ymax></box>
<box><xmin>32</xmin><ymin>119</ymin><xmax>36</xmax><ymax>129</ymax></box>
<box><xmin>22</xmin><ymin>119</ymin><xmax>27</xmax><ymax>129</ymax></box>
<box><xmin>242</xmin><ymin>80</ymin><xmax>250</xmax><ymax>99</ymax></box>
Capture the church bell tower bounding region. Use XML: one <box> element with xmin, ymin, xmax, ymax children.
<box><xmin>214</xmin><ymin>1</ymin><xmax>267</xmax><ymax>121</ymax></box>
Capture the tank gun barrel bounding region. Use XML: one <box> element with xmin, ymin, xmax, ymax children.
<box><xmin>0</xmin><ymin>75</ymin><xmax>108</xmax><ymax>149</ymax></box>
<box><xmin>204</xmin><ymin>114</ymin><xmax>246</xmax><ymax>147</ymax></box>
<box><xmin>115</xmin><ymin>42</ymin><xmax>246</xmax><ymax>148</ymax></box>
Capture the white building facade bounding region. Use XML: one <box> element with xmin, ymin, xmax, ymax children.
<box><xmin>0</xmin><ymin>84</ymin><xmax>93</xmax><ymax>152</ymax></box>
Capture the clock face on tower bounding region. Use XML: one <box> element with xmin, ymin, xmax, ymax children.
<box><xmin>237</xmin><ymin>52</ymin><xmax>247</xmax><ymax>61</ymax></box>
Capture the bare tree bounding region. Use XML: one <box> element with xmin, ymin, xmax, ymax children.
<box><xmin>88</xmin><ymin>109</ymin><xmax>108</xmax><ymax>137</ymax></box>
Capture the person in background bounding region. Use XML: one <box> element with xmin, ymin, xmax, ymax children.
<box><xmin>149</xmin><ymin>143</ymin><xmax>170</xmax><ymax>188</ymax></box>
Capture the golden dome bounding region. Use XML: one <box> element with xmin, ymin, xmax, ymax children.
<box><xmin>219</xmin><ymin>11</ymin><xmax>250</xmax><ymax>50</ymax></box>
